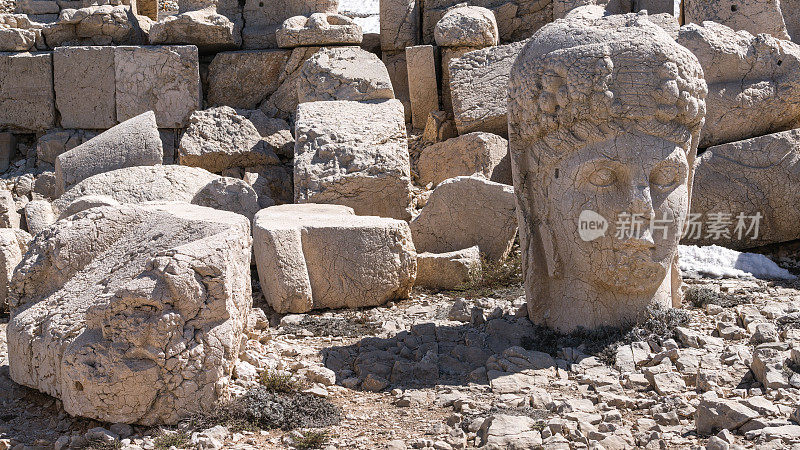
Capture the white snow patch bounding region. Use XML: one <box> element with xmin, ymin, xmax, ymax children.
<box><xmin>339</xmin><ymin>0</ymin><xmax>380</xmax><ymax>34</ymax></box>
<box><xmin>679</xmin><ymin>244</ymin><xmax>796</xmax><ymax>280</ymax></box>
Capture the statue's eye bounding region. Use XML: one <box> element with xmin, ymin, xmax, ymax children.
<box><xmin>651</xmin><ymin>164</ymin><xmax>679</xmax><ymax>188</ymax></box>
<box><xmin>588</xmin><ymin>167</ymin><xmax>616</xmax><ymax>187</ymax></box>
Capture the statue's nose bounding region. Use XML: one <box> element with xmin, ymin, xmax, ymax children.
<box><xmin>629</xmin><ymin>183</ymin><xmax>655</xmax><ymax>219</ymax></box>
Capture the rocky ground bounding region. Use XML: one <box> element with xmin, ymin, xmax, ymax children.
<box><xmin>3</xmin><ymin>253</ymin><xmax>800</xmax><ymax>449</ymax></box>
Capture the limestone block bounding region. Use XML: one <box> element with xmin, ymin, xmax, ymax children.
<box><xmin>242</xmin><ymin>0</ymin><xmax>338</xmax><ymax>49</ymax></box>
<box><xmin>406</xmin><ymin>45</ymin><xmax>438</xmax><ymax>130</ymax></box>
<box><xmin>422</xmin><ymin>110</ymin><xmax>457</xmax><ymax>144</ymax></box>
<box><xmin>441</xmin><ymin>46</ymin><xmax>469</xmax><ymax>116</ymax></box>
<box><xmin>449</xmin><ymin>41</ymin><xmax>525</xmax><ymax>136</ymax></box>
<box><xmin>16</xmin><ymin>0</ymin><xmax>60</xmax><ymax>15</ymax></box>
<box><xmin>207</xmin><ymin>49</ymin><xmax>291</xmax><ymax>109</ymax></box>
<box><xmin>53</xmin><ymin>45</ymin><xmax>116</xmax><ymax>129</ymax></box>
<box><xmin>0</xmin><ymin>133</ymin><xmax>15</xmax><ymax>172</ymax></box>
<box><xmin>686</xmin><ymin>129</ymin><xmax>800</xmax><ymax>249</ymax></box>
<box><xmin>418</xmin><ymin>132</ymin><xmax>510</xmax><ymax>187</ymax></box>
<box><xmin>0</xmin><ymin>52</ymin><xmax>55</xmax><ymax>131</ymax></box>
<box><xmin>253</xmin><ymin>204</ymin><xmax>416</xmax><ymax>313</ymax></box>
<box><xmin>783</xmin><ymin>0</ymin><xmax>800</xmax><ymax>43</ymax></box>
<box><xmin>410</xmin><ymin>176</ymin><xmax>517</xmax><ymax>261</ymax></box>
<box><xmin>294</xmin><ymin>99</ymin><xmax>413</xmax><ymax>220</ymax></box>
<box><xmin>138</xmin><ymin>0</ymin><xmax>158</xmax><ymax>20</ymax></box>
<box><xmin>55</xmin><ymin>111</ymin><xmax>163</xmax><ymax>195</ymax></box>
<box><xmin>52</xmin><ymin>165</ymin><xmax>258</xmax><ymax>220</ymax></box>
<box><xmin>382</xmin><ymin>49</ymin><xmax>411</xmax><ymax>122</ymax></box>
<box><xmin>178</xmin><ymin>106</ymin><xmax>280</xmax><ymax>173</ymax></box>
<box><xmin>379</xmin><ymin>0</ymin><xmax>418</xmax><ymax>51</ymax></box>
<box><xmin>297</xmin><ymin>46</ymin><xmax>394</xmax><ymax>103</ymax></box>
<box><xmin>0</xmin><ymin>190</ymin><xmax>20</xmax><ymax>229</ymax></box>
<box><xmin>36</xmin><ymin>129</ymin><xmax>97</xmax><ymax>165</ymax></box>
<box><xmin>114</xmin><ymin>45</ymin><xmax>201</xmax><ymax>128</ymax></box>
<box><xmin>276</xmin><ymin>13</ymin><xmax>361</xmax><ymax>48</ymax></box>
<box><xmin>243</xmin><ymin>164</ymin><xmax>293</xmax><ymax>207</ymax></box>
<box><xmin>415</xmin><ymin>246</ymin><xmax>481</xmax><ymax>290</ymax></box>
<box><xmin>677</xmin><ymin>22</ymin><xmax>800</xmax><ymax>148</ymax></box>
<box><xmin>0</xmin><ymin>15</ymin><xmax>39</xmax><ymax>51</ymax></box>
<box><xmin>238</xmin><ymin>109</ymin><xmax>295</xmax><ymax>158</ymax></box>
<box><xmin>684</xmin><ymin>0</ymin><xmax>789</xmax><ymax>40</ymax></box>
<box><xmin>7</xmin><ymin>203</ymin><xmax>252</xmax><ymax>425</ymax></box>
<box><xmin>148</xmin><ymin>8</ymin><xmax>242</xmax><ymax>53</ymax></box>
<box><xmin>42</xmin><ymin>5</ymin><xmax>147</xmax><ymax>47</ymax></box>
<box><xmin>0</xmin><ymin>228</ymin><xmax>30</xmax><ymax>312</ymax></box>
<box><xmin>259</xmin><ymin>46</ymin><xmax>320</xmax><ymax>119</ymax></box>
<box><xmin>422</xmin><ymin>0</ymin><xmax>552</xmax><ymax>45</ymax></box>
<box><xmin>434</xmin><ymin>6</ymin><xmax>498</xmax><ymax>48</ymax></box>
<box><xmin>633</xmin><ymin>0</ymin><xmax>680</xmax><ymax>18</ymax></box>
<box><xmin>23</xmin><ymin>199</ymin><xmax>55</xmax><ymax>235</ymax></box>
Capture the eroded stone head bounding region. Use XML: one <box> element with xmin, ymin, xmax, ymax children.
<box><xmin>508</xmin><ymin>13</ymin><xmax>707</xmax><ymax>332</ymax></box>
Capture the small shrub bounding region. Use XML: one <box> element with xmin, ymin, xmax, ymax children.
<box><xmin>291</xmin><ymin>430</ymin><xmax>333</xmax><ymax>449</ymax></box>
<box><xmin>84</xmin><ymin>440</ymin><xmax>123</xmax><ymax>450</ymax></box>
<box><xmin>258</xmin><ymin>371</ymin><xmax>305</xmax><ymax>393</ymax></box>
<box><xmin>459</xmin><ymin>246</ymin><xmax>523</xmax><ymax>297</ymax></box>
<box><xmin>153</xmin><ymin>429</ymin><xmax>191</xmax><ymax>450</ymax></box>
<box><xmin>684</xmin><ymin>286</ymin><xmax>750</xmax><ymax>309</ymax></box>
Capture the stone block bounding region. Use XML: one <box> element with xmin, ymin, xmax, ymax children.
<box><xmin>297</xmin><ymin>46</ymin><xmax>394</xmax><ymax>103</ymax></box>
<box><xmin>54</xmin><ymin>46</ymin><xmax>117</xmax><ymax>129</ymax></box>
<box><xmin>0</xmin><ymin>133</ymin><xmax>15</xmax><ymax>172</ymax></box>
<box><xmin>379</xmin><ymin>0</ymin><xmax>418</xmax><ymax>51</ymax></box>
<box><xmin>406</xmin><ymin>45</ymin><xmax>438</xmax><ymax>130</ymax></box>
<box><xmin>382</xmin><ymin>49</ymin><xmax>411</xmax><ymax>122</ymax></box>
<box><xmin>0</xmin><ymin>51</ymin><xmax>55</xmax><ymax>131</ymax></box>
<box><xmin>207</xmin><ymin>49</ymin><xmax>291</xmax><ymax>109</ymax></box>
<box><xmin>415</xmin><ymin>246</ymin><xmax>481</xmax><ymax>290</ymax></box>
<box><xmin>276</xmin><ymin>13</ymin><xmax>362</xmax><ymax>48</ymax></box>
<box><xmin>418</xmin><ymin>132</ymin><xmax>510</xmax><ymax>187</ymax></box>
<box><xmin>684</xmin><ymin>0</ymin><xmax>789</xmax><ymax>40</ymax></box>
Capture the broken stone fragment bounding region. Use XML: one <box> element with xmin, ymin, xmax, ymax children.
<box><xmin>410</xmin><ymin>176</ymin><xmax>517</xmax><ymax>262</ymax></box>
<box><xmin>0</xmin><ymin>14</ymin><xmax>40</xmax><ymax>51</ymax></box>
<box><xmin>418</xmin><ymin>132</ymin><xmax>510</xmax><ymax>187</ymax></box>
<box><xmin>297</xmin><ymin>46</ymin><xmax>394</xmax><ymax>103</ymax></box>
<box><xmin>22</xmin><ymin>199</ymin><xmax>54</xmax><ymax>236</ymax></box>
<box><xmin>434</xmin><ymin>6</ymin><xmax>498</xmax><ymax>48</ymax></box>
<box><xmin>294</xmin><ymin>99</ymin><xmax>413</xmax><ymax>220</ymax></box>
<box><xmin>148</xmin><ymin>7</ymin><xmax>242</xmax><ymax>53</ymax></box>
<box><xmin>240</xmin><ymin>0</ymin><xmax>337</xmax><ymax>49</ymax></box>
<box><xmin>406</xmin><ymin>45</ymin><xmax>439</xmax><ymax>130</ymax></box>
<box><xmin>415</xmin><ymin>246</ymin><xmax>482</xmax><ymax>291</ymax></box>
<box><xmin>684</xmin><ymin>0</ymin><xmax>790</xmax><ymax>40</ymax></box>
<box><xmin>7</xmin><ymin>202</ymin><xmax>253</xmax><ymax>425</ymax></box>
<box><xmin>276</xmin><ymin>13</ymin><xmax>361</xmax><ymax>48</ymax></box>
<box><xmin>0</xmin><ymin>51</ymin><xmax>55</xmax><ymax>131</ymax></box>
<box><xmin>42</xmin><ymin>5</ymin><xmax>147</xmax><ymax>47</ymax></box>
<box><xmin>0</xmin><ymin>228</ymin><xmax>30</xmax><ymax>312</ymax></box>
<box><xmin>54</xmin><ymin>111</ymin><xmax>163</xmax><ymax>195</ymax></box>
<box><xmin>253</xmin><ymin>204</ymin><xmax>417</xmax><ymax>313</ymax></box>
<box><xmin>206</xmin><ymin>49</ymin><xmax>291</xmax><ymax>109</ymax></box>
<box><xmin>695</xmin><ymin>396</ymin><xmax>760</xmax><ymax>435</ymax></box>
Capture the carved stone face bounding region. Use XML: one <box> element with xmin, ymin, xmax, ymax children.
<box><xmin>507</xmin><ymin>13</ymin><xmax>707</xmax><ymax>332</ymax></box>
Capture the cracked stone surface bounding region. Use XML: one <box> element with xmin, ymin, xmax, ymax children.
<box><xmin>42</xmin><ymin>5</ymin><xmax>147</xmax><ymax>47</ymax></box>
<box><xmin>0</xmin><ymin>228</ymin><xmax>29</xmax><ymax>312</ymax></box>
<box><xmin>241</xmin><ymin>0</ymin><xmax>337</xmax><ymax>49</ymax></box>
<box><xmin>114</xmin><ymin>45</ymin><xmax>201</xmax><ymax>129</ymax></box>
<box><xmin>677</xmin><ymin>21</ymin><xmax>800</xmax><ymax>149</ymax></box>
<box><xmin>206</xmin><ymin>49</ymin><xmax>291</xmax><ymax>109</ymax></box>
<box><xmin>54</xmin><ymin>111</ymin><xmax>163</xmax><ymax>195</ymax></box>
<box><xmin>0</xmin><ymin>14</ymin><xmax>39</xmax><ymax>51</ymax></box>
<box><xmin>52</xmin><ymin>165</ymin><xmax>259</xmax><ymax>220</ymax></box>
<box><xmin>448</xmin><ymin>40</ymin><xmax>526</xmax><ymax>137</ymax></box>
<box><xmin>253</xmin><ymin>204</ymin><xmax>416</xmax><ymax>313</ymax></box>
<box><xmin>379</xmin><ymin>0</ymin><xmax>417</xmax><ymax>51</ymax></box>
<box><xmin>417</xmin><ymin>132</ymin><xmax>511</xmax><ymax>187</ymax></box>
<box><xmin>178</xmin><ymin>106</ymin><xmax>280</xmax><ymax>173</ymax></box>
<box><xmin>0</xmin><ymin>51</ymin><xmax>54</xmax><ymax>131</ymax></box>
<box><xmin>53</xmin><ymin>46</ymin><xmax>116</xmax><ymax>130</ymax></box>
<box><xmin>508</xmin><ymin>13</ymin><xmax>707</xmax><ymax>332</ymax></box>
<box><xmin>258</xmin><ymin>46</ymin><xmax>321</xmax><ymax>119</ymax></box>
<box><xmin>422</xmin><ymin>0</ymin><xmax>552</xmax><ymax>45</ymax></box>
<box><xmin>688</xmin><ymin>129</ymin><xmax>800</xmax><ymax>250</ymax></box>
<box><xmin>298</xmin><ymin>46</ymin><xmax>394</xmax><ymax>104</ymax></box>
<box><xmin>684</xmin><ymin>0</ymin><xmax>790</xmax><ymax>40</ymax></box>
<box><xmin>434</xmin><ymin>5</ymin><xmax>499</xmax><ymax>48</ymax></box>
<box><xmin>7</xmin><ymin>203</ymin><xmax>252</xmax><ymax>425</ymax></box>
<box><xmin>148</xmin><ymin>7</ymin><xmax>242</xmax><ymax>53</ymax></box>
<box><xmin>410</xmin><ymin>175</ymin><xmax>517</xmax><ymax>262</ymax></box>
<box><xmin>276</xmin><ymin>12</ymin><xmax>361</xmax><ymax>48</ymax></box>
<box><xmin>294</xmin><ymin>99</ymin><xmax>413</xmax><ymax>220</ymax></box>
<box><xmin>415</xmin><ymin>246</ymin><xmax>482</xmax><ymax>291</ymax></box>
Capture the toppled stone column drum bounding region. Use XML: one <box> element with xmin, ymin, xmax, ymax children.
<box><xmin>507</xmin><ymin>13</ymin><xmax>707</xmax><ymax>332</ymax></box>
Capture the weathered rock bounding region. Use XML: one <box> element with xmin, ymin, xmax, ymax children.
<box><xmin>7</xmin><ymin>203</ymin><xmax>252</xmax><ymax>425</ymax></box>
<box><xmin>0</xmin><ymin>14</ymin><xmax>39</xmax><ymax>51</ymax></box>
<box><xmin>646</xmin><ymin>371</ymin><xmax>686</xmax><ymax>395</ymax></box>
<box><xmin>684</xmin><ymin>0</ymin><xmax>790</xmax><ymax>40</ymax></box>
<box><xmin>253</xmin><ymin>204</ymin><xmax>416</xmax><ymax>313</ymax></box>
<box><xmin>0</xmin><ymin>190</ymin><xmax>20</xmax><ymax>229</ymax></box>
<box><xmin>784</xmin><ymin>0</ymin><xmax>800</xmax><ymax>43</ymax></box>
<box><xmin>52</xmin><ymin>165</ymin><xmax>259</xmax><ymax>220</ymax></box>
<box><xmin>297</xmin><ymin>46</ymin><xmax>394</xmax><ymax>103</ymax></box>
<box><xmin>441</xmin><ymin>46</ymin><xmax>470</xmax><ymax>116</ymax></box>
<box><xmin>55</xmin><ymin>111</ymin><xmax>163</xmax><ymax>195</ymax></box>
<box><xmin>406</xmin><ymin>45</ymin><xmax>438</xmax><ymax>130</ymax></box>
<box><xmin>449</xmin><ymin>41</ymin><xmax>525</xmax><ymax>136</ymax></box>
<box><xmin>677</xmin><ymin>22</ymin><xmax>800</xmax><ymax>148</ymax></box>
<box><xmin>23</xmin><ymin>200</ymin><xmax>55</xmax><ymax>236</ymax></box>
<box><xmin>258</xmin><ymin>46</ymin><xmax>320</xmax><ymax>119</ymax></box>
<box><xmin>422</xmin><ymin>0</ymin><xmax>552</xmax><ymax>45</ymax></box>
<box><xmin>0</xmin><ymin>228</ymin><xmax>30</xmax><ymax>312</ymax></box>
<box><xmin>149</xmin><ymin>7</ymin><xmax>242</xmax><ymax>52</ymax></box>
<box><xmin>696</xmin><ymin>397</ymin><xmax>760</xmax><ymax>435</ymax></box>
<box><xmin>276</xmin><ymin>13</ymin><xmax>361</xmax><ymax>48</ymax></box>
<box><xmin>0</xmin><ymin>51</ymin><xmax>55</xmax><ymax>131</ymax></box>
<box><xmin>53</xmin><ymin>45</ymin><xmax>116</xmax><ymax>130</ymax></box>
<box><xmin>0</xmin><ymin>132</ymin><xmax>14</xmax><ymax>172</ymax></box>
<box><xmin>410</xmin><ymin>176</ymin><xmax>517</xmax><ymax>261</ymax></box>
<box><xmin>478</xmin><ymin>414</ymin><xmax>543</xmax><ymax>449</ymax></box>
<box><xmin>382</xmin><ymin>49</ymin><xmax>412</xmax><ymax>122</ymax></box>
<box><xmin>58</xmin><ymin>195</ymin><xmax>120</xmax><ymax>218</ymax></box>
<box><xmin>243</xmin><ymin>164</ymin><xmax>293</xmax><ymax>207</ymax></box>
<box><xmin>36</xmin><ymin>129</ymin><xmax>97</xmax><ymax>166</ymax></box>
<box><xmin>422</xmin><ymin>110</ymin><xmax>458</xmax><ymax>144</ymax></box>
<box><xmin>508</xmin><ymin>13</ymin><xmax>707</xmax><ymax>332</ymax></box>
<box><xmin>178</xmin><ymin>106</ymin><xmax>280</xmax><ymax>173</ymax></box>
<box><xmin>294</xmin><ymin>99</ymin><xmax>413</xmax><ymax>220</ymax></box>
<box><xmin>114</xmin><ymin>45</ymin><xmax>201</xmax><ymax>128</ymax></box>
<box><xmin>379</xmin><ymin>0</ymin><xmax>418</xmax><ymax>51</ymax></box>
<box><xmin>418</xmin><ymin>132</ymin><xmax>510</xmax><ymax>187</ymax></box>
<box><xmin>687</xmin><ymin>129</ymin><xmax>800</xmax><ymax>249</ymax></box>
<box><xmin>434</xmin><ymin>6</ymin><xmax>498</xmax><ymax>48</ymax></box>
<box><xmin>241</xmin><ymin>0</ymin><xmax>338</xmax><ymax>49</ymax></box>
<box><xmin>42</xmin><ymin>5</ymin><xmax>147</xmax><ymax>47</ymax></box>
<box><xmin>415</xmin><ymin>246</ymin><xmax>481</xmax><ymax>290</ymax></box>
<box><xmin>238</xmin><ymin>109</ymin><xmax>295</xmax><ymax>158</ymax></box>
<box><xmin>206</xmin><ymin>49</ymin><xmax>291</xmax><ymax>109</ymax></box>
<box><xmin>751</xmin><ymin>348</ymin><xmax>790</xmax><ymax>389</ymax></box>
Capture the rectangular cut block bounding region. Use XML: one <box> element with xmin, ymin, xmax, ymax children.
<box><xmin>449</xmin><ymin>41</ymin><xmax>525</xmax><ymax>137</ymax></box>
<box><xmin>406</xmin><ymin>45</ymin><xmax>439</xmax><ymax>130</ymax></box>
<box><xmin>0</xmin><ymin>133</ymin><xmax>15</xmax><ymax>172</ymax></box>
<box><xmin>54</xmin><ymin>46</ymin><xmax>117</xmax><ymax>129</ymax></box>
<box><xmin>294</xmin><ymin>99</ymin><xmax>413</xmax><ymax>220</ymax></box>
<box><xmin>0</xmin><ymin>52</ymin><xmax>55</xmax><ymax>131</ymax></box>
<box><xmin>382</xmin><ymin>50</ymin><xmax>411</xmax><ymax>122</ymax></box>
<box><xmin>242</xmin><ymin>0</ymin><xmax>338</xmax><ymax>48</ymax></box>
<box><xmin>782</xmin><ymin>0</ymin><xmax>800</xmax><ymax>42</ymax></box>
<box><xmin>380</xmin><ymin>0</ymin><xmax>419</xmax><ymax>51</ymax></box>
<box><xmin>442</xmin><ymin>47</ymin><xmax>470</xmax><ymax>116</ymax></box>
<box><xmin>207</xmin><ymin>49</ymin><xmax>292</xmax><ymax>109</ymax></box>
<box><xmin>422</xmin><ymin>0</ymin><xmax>552</xmax><ymax>44</ymax></box>
<box><xmin>634</xmin><ymin>0</ymin><xmax>681</xmax><ymax>18</ymax></box>
<box><xmin>114</xmin><ymin>45</ymin><xmax>201</xmax><ymax>128</ymax></box>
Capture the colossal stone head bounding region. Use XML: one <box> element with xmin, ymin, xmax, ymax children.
<box><xmin>508</xmin><ymin>13</ymin><xmax>707</xmax><ymax>332</ymax></box>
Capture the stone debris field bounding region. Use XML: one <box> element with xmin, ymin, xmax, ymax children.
<box><xmin>3</xmin><ymin>0</ymin><xmax>800</xmax><ymax>449</ymax></box>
